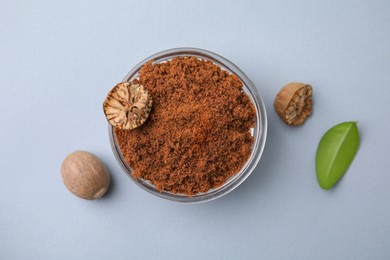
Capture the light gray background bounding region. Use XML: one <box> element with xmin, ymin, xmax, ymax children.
<box><xmin>1</xmin><ymin>0</ymin><xmax>389</xmax><ymax>259</ymax></box>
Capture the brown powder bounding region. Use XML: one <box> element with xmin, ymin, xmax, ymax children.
<box><xmin>115</xmin><ymin>56</ymin><xmax>256</xmax><ymax>195</ymax></box>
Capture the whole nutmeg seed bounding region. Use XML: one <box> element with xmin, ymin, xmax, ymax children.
<box><xmin>61</xmin><ymin>151</ymin><xmax>110</xmax><ymax>200</ymax></box>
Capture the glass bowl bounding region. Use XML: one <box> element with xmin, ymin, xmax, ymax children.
<box><xmin>109</xmin><ymin>47</ymin><xmax>267</xmax><ymax>203</ymax></box>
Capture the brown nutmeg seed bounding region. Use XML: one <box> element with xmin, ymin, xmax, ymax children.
<box><xmin>274</xmin><ymin>82</ymin><xmax>313</xmax><ymax>126</ymax></box>
<box><xmin>61</xmin><ymin>151</ymin><xmax>110</xmax><ymax>200</ymax></box>
<box><xmin>103</xmin><ymin>82</ymin><xmax>153</xmax><ymax>130</ymax></box>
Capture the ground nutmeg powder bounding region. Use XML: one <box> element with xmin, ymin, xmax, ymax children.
<box><xmin>115</xmin><ymin>56</ymin><xmax>256</xmax><ymax>195</ymax></box>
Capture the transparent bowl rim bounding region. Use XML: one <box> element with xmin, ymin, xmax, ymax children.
<box><xmin>109</xmin><ymin>47</ymin><xmax>267</xmax><ymax>203</ymax></box>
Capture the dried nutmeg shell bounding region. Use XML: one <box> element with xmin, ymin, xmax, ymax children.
<box><xmin>103</xmin><ymin>82</ymin><xmax>153</xmax><ymax>130</ymax></box>
<box><xmin>61</xmin><ymin>151</ymin><xmax>110</xmax><ymax>200</ymax></box>
<box><xmin>274</xmin><ymin>82</ymin><xmax>313</xmax><ymax>126</ymax></box>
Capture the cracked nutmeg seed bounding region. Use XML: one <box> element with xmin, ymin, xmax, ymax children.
<box><xmin>103</xmin><ymin>82</ymin><xmax>153</xmax><ymax>130</ymax></box>
<box><xmin>274</xmin><ymin>82</ymin><xmax>313</xmax><ymax>126</ymax></box>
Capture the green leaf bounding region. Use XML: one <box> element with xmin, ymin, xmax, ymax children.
<box><xmin>316</xmin><ymin>121</ymin><xmax>360</xmax><ymax>189</ymax></box>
